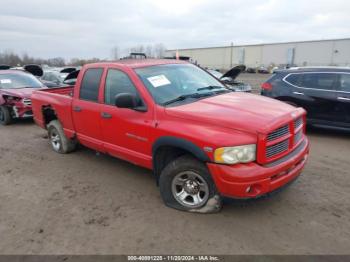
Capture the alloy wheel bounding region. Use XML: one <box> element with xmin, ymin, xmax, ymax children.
<box><xmin>171</xmin><ymin>171</ymin><xmax>209</xmax><ymax>208</ymax></box>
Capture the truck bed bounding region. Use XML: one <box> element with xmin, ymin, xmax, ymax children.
<box><xmin>37</xmin><ymin>86</ymin><xmax>74</xmax><ymax>96</ymax></box>
<box><xmin>31</xmin><ymin>86</ymin><xmax>75</xmax><ymax>134</ymax></box>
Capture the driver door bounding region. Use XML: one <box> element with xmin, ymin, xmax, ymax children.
<box><xmin>100</xmin><ymin>68</ymin><xmax>153</xmax><ymax>168</ymax></box>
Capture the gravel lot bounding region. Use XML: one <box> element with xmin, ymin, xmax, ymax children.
<box><xmin>0</xmin><ymin>74</ymin><xmax>349</xmax><ymax>255</ymax></box>
<box><xmin>236</xmin><ymin>72</ymin><xmax>271</xmax><ymax>93</ymax></box>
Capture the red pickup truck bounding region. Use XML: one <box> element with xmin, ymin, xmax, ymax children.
<box><xmin>32</xmin><ymin>59</ymin><xmax>309</xmax><ymax>213</ymax></box>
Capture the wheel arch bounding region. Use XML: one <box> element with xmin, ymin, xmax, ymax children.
<box><xmin>152</xmin><ymin>136</ymin><xmax>210</xmax><ymax>184</ymax></box>
<box><xmin>41</xmin><ymin>105</ymin><xmax>58</xmax><ymax>127</ymax></box>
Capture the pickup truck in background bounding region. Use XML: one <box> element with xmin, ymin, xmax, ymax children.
<box><xmin>32</xmin><ymin>59</ymin><xmax>309</xmax><ymax>213</ymax></box>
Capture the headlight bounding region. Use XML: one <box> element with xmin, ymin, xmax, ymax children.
<box><xmin>214</xmin><ymin>144</ymin><xmax>256</xmax><ymax>164</ymax></box>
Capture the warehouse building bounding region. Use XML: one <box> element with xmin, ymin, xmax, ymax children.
<box><xmin>165</xmin><ymin>38</ymin><xmax>350</xmax><ymax>71</ymax></box>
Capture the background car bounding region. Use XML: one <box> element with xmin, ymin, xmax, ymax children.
<box><xmin>41</xmin><ymin>70</ymin><xmax>63</xmax><ymax>87</ymax></box>
<box><xmin>257</xmin><ymin>66</ymin><xmax>270</xmax><ymax>74</ymax></box>
<box><xmin>0</xmin><ymin>69</ymin><xmax>45</xmax><ymax>125</ymax></box>
<box><xmin>207</xmin><ymin>65</ymin><xmax>252</xmax><ymax>92</ymax></box>
<box><xmin>41</xmin><ymin>67</ymin><xmax>78</xmax><ymax>87</ymax></box>
<box><xmin>61</xmin><ymin>69</ymin><xmax>80</xmax><ymax>86</ymax></box>
<box><xmin>261</xmin><ymin>67</ymin><xmax>350</xmax><ymax>131</ymax></box>
<box><xmin>246</xmin><ymin>67</ymin><xmax>256</xmax><ymax>73</ymax></box>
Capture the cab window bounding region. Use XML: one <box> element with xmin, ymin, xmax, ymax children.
<box><xmin>104</xmin><ymin>69</ymin><xmax>140</xmax><ymax>105</ymax></box>
<box><xmin>79</xmin><ymin>68</ymin><xmax>103</xmax><ymax>102</ymax></box>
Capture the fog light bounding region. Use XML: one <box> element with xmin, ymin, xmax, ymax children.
<box><xmin>246</xmin><ymin>186</ymin><xmax>252</xmax><ymax>193</ymax></box>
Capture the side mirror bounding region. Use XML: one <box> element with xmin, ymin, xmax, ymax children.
<box><xmin>115</xmin><ymin>93</ymin><xmax>147</xmax><ymax>112</ymax></box>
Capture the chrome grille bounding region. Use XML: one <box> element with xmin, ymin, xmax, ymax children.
<box><xmin>267</xmin><ymin>124</ymin><xmax>290</xmax><ymax>142</ymax></box>
<box><xmin>294</xmin><ymin>117</ymin><xmax>303</xmax><ymax>129</ymax></box>
<box><xmin>294</xmin><ymin>130</ymin><xmax>303</xmax><ymax>144</ymax></box>
<box><xmin>266</xmin><ymin>139</ymin><xmax>289</xmax><ymax>158</ymax></box>
<box><xmin>22</xmin><ymin>98</ymin><xmax>32</xmax><ymax>106</ymax></box>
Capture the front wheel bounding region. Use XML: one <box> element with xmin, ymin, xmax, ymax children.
<box><xmin>47</xmin><ymin>120</ymin><xmax>77</xmax><ymax>153</ymax></box>
<box><xmin>159</xmin><ymin>155</ymin><xmax>222</xmax><ymax>213</ymax></box>
<box><xmin>0</xmin><ymin>106</ymin><xmax>12</xmax><ymax>125</ymax></box>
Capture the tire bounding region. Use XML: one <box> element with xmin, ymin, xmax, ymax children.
<box><xmin>0</xmin><ymin>106</ymin><xmax>12</xmax><ymax>125</ymax></box>
<box><xmin>47</xmin><ymin>120</ymin><xmax>77</xmax><ymax>154</ymax></box>
<box><xmin>159</xmin><ymin>155</ymin><xmax>222</xmax><ymax>213</ymax></box>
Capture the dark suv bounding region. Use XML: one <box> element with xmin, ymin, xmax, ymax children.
<box><xmin>261</xmin><ymin>67</ymin><xmax>350</xmax><ymax>131</ymax></box>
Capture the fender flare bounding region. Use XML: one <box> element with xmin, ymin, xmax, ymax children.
<box><xmin>152</xmin><ymin>136</ymin><xmax>210</xmax><ymax>162</ymax></box>
<box><xmin>152</xmin><ymin>136</ymin><xmax>211</xmax><ymax>183</ymax></box>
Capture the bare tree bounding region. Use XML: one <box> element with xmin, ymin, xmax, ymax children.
<box><xmin>145</xmin><ymin>45</ymin><xmax>153</xmax><ymax>58</ymax></box>
<box><xmin>153</xmin><ymin>43</ymin><xmax>166</xmax><ymax>58</ymax></box>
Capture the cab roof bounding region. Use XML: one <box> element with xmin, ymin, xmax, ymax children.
<box><xmin>87</xmin><ymin>59</ymin><xmax>187</xmax><ymax>69</ymax></box>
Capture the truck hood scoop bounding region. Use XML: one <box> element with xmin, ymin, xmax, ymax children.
<box><xmin>165</xmin><ymin>92</ymin><xmax>301</xmax><ymax>134</ymax></box>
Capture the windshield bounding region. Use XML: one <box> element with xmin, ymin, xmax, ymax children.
<box><xmin>0</xmin><ymin>73</ymin><xmax>44</xmax><ymax>89</ymax></box>
<box><xmin>135</xmin><ymin>64</ymin><xmax>227</xmax><ymax>105</ymax></box>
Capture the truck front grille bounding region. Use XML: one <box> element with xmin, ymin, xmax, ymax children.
<box><xmin>294</xmin><ymin>117</ymin><xmax>303</xmax><ymax>129</ymax></box>
<box><xmin>267</xmin><ymin>124</ymin><xmax>290</xmax><ymax>142</ymax></box>
<box><xmin>262</xmin><ymin>116</ymin><xmax>305</xmax><ymax>163</ymax></box>
<box><xmin>294</xmin><ymin>130</ymin><xmax>303</xmax><ymax>144</ymax></box>
<box><xmin>266</xmin><ymin>139</ymin><xmax>289</xmax><ymax>158</ymax></box>
<box><xmin>22</xmin><ymin>98</ymin><xmax>32</xmax><ymax>106</ymax></box>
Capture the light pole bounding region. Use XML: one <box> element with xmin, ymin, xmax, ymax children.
<box><xmin>230</xmin><ymin>42</ymin><xmax>233</xmax><ymax>68</ymax></box>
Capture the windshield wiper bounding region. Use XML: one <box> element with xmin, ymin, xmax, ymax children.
<box><xmin>163</xmin><ymin>92</ymin><xmax>212</xmax><ymax>106</ymax></box>
<box><xmin>196</xmin><ymin>85</ymin><xmax>227</xmax><ymax>92</ymax></box>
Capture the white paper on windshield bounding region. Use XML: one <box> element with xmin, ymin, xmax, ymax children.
<box><xmin>0</xmin><ymin>79</ymin><xmax>12</xmax><ymax>84</ymax></box>
<box><xmin>147</xmin><ymin>75</ymin><xmax>171</xmax><ymax>88</ymax></box>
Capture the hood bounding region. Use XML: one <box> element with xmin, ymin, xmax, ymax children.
<box><xmin>23</xmin><ymin>64</ymin><xmax>43</xmax><ymax>77</ymax></box>
<box><xmin>64</xmin><ymin>70</ymin><xmax>80</xmax><ymax>82</ymax></box>
<box><xmin>165</xmin><ymin>92</ymin><xmax>302</xmax><ymax>134</ymax></box>
<box><xmin>60</xmin><ymin>67</ymin><xmax>76</xmax><ymax>74</ymax></box>
<box><xmin>221</xmin><ymin>65</ymin><xmax>246</xmax><ymax>80</ymax></box>
<box><xmin>2</xmin><ymin>88</ymin><xmax>42</xmax><ymax>99</ymax></box>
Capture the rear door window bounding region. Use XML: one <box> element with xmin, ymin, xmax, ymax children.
<box><xmin>285</xmin><ymin>73</ymin><xmax>302</xmax><ymax>86</ymax></box>
<box><xmin>338</xmin><ymin>74</ymin><xmax>350</xmax><ymax>92</ymax></box>
<box><xmin>301</xmin><ymin>73</ymin><xmax>336</xmax><ymax>90</ymax></box>
<box><xmin>79</xmin><ymin>68</ymin><xmax>103</xmax><ymax>102</ymax></box>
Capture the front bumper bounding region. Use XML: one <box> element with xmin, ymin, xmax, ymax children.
<box><xmin>12</xmin><ymin>100</ymin><xmax>33</xmax><ymax>118</ymax></box>
<box><xmin>207</xmin><ymin>138</ymin><xmax>309</xmax><ymax>198</ymax></box>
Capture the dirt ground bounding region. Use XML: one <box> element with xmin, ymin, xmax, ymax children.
<box><xmin>0</xmin><ymin>74</ymin><xmax>350</xmax><ymax>255</ymax></box>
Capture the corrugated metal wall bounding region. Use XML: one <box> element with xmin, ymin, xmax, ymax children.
<box><xmin>165</xmin><ymin>38</ymin><xmax>350</xmax><ymax>70</ymax></box>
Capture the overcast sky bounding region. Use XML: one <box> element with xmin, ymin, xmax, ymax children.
<box><xmin>0</xmin><ymin>0</ymin><xmax>349</xmax><ymax>60</ymax></box>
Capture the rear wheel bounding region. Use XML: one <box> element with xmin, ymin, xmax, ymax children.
<box><xmin>47</xmin><ymin>120</ymin><xmax>77</xmax><ymax>153</ymax></box>
<box><xmin>0</xmin><ymin>106</ymin><xmax>12</xmax><ymax>125</ymax></box>
<box><xmin>159</xmin><ymin>155</ymin><xmax>222</xmax><ymax>213</ymax></box>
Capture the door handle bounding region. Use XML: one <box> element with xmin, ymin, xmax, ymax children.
<box><xmin>101</xmin><ymin>112</ymin><xmax>112</xmax><ymax>119</ymax></box>
<box><xmin>293</xmin><ymin>91</ymin><xmax>304</xmax><ymax>96</ymax></box>
<box><xmin>337</xmin><ymin>97</ymin><xmax>350</xmax><ymax>101</ymax></box>
<box><xmin>73</xmin><ymin>106</ymin><xmax>82</xmax><ymax>112</ymax></box>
